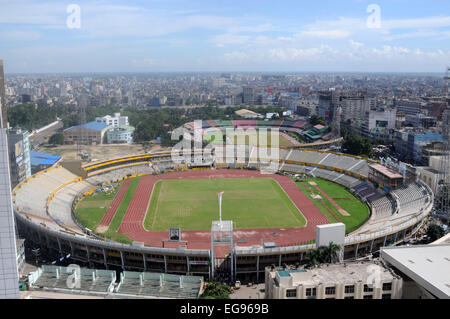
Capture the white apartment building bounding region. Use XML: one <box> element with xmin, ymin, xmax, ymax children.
<box><xmin>95</xmin><ymin>113</ymin><xmax>129</xmax><ymax>127</ymax></box>
<box><xmin>265</xmin><ymin>261</ymin><xmax>402</xmax><ymax>299</ymax></box>
<box><xmin>362</xmin><ymin>108</ymin><xmax>397</xmax><ymax>139</ymax></box>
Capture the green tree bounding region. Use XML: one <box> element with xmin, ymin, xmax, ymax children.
<box><xmin>301</xmin><ymin>243</ymin><xmax>341</xmax><ymax>268</ymax></box>
<box><xmin>48</xmin><ymin>132</ymin><xmax>64</xmax><ymax>145</ymax></box>
<box><xmin>342</xmin><ymin>134</ymin><xmax>373</xmax><ymax>157</ymax></box>
<box><xmin>325</xmin><ymin>242</ymin><xmax>341</xmax><ymax>263</ymax></box>
<box><xmin>201</xmin><ymin>281</ymin><xmax>231</xmax><ymax>299</ymax></box>
<box><xmin>426</xmin><ymin>225</ymin><xmax>444</xmax><ymax>242</ymax></box>
<box><xmin>309</xmin><ymin>114</ymin><xmax>326</xmax><ymax>126</ymax></box>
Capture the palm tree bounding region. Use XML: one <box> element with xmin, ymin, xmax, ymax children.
<box><xmin>326</xmin><ymin>242</ymin><xmax>341</xmax><ymax>264</ymax></box>
<box><xmin>302</xmin><ymin>250</ymin><xmax>319</xmax><ymax>269</ymax></box>
<box><xmin>316</xmin><ymin>246</ymin><xmax>329</xmax><ymax>263</ymax></box>
<box><xmin>301</xmin><ymin>242</ymin><xmax>341</xmax><ymax>268</ymax></box>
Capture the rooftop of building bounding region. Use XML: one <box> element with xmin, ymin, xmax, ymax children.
<box><xmin>270</xmin><ymin>261</ymin><xmax>398</xmax><ymax>287</ymax></box>
<box><xmin>64</xmin><ymin>121</ymin><xmax>110</xmax><ymax>132</ymax></box>
<box><xmin>380</xmin><ymin>245</ymin><xmax>450</xmax><ymax>299</ymax></box>
<box><xmin>235</xmin><ymin>108</ymin><xmax>258</xmax><ymax>115</ymax></box>
<box><xmin>107</xmin><ymin>125</ymin><xmax>135</xmax><ymax>131</ymax></box>
<box><xmin>30</xmin><ymin>150</ymin><xmax>62</xmax><ymax>166</ymax></box>
<box><xmin>369</xmin><ymin>163</ymin><xmax>403</xmax><ymax>179</ymax></box>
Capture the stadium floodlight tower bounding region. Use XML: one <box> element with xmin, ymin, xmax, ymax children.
<box><xmin>210</xmin><ymin>191</ymin><xmax>234</xmax><ymax>280</ymax></box>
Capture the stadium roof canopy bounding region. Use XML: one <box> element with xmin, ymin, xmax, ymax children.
<box><xmin>115</xmin><ymin>271</ymin><xmax>203</xmax><ymax>299</ymax></box>
<box><xmin>30</xmin><ymin>151</ymin><xmax>62</xmax><ymax>166</ymax></box>
<box><xmin>380</xmin><ymin>245</ymin><xmax>450</xmax><ymax>299</ymax></box>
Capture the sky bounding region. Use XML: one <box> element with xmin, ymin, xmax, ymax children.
<box><xmin>1</xmin><ymin>0</ymin><xmax>450</xmax><ymax>73</ymax></box>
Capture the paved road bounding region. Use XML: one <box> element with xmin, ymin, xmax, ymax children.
<box><xmin>230</xmin><ymin>284</ymin><xmax>265</xmax><ymax>299</ymax></box>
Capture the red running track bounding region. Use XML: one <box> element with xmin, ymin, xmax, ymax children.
<box><xmin>98</xmin><ymin>179</ymin><xmax>132</xmax><ymax>228</ymax></box>
<box><xmin>117</xmin><ymin>169</ymin><xmax>330</xmax><ymax>251</ymax></box>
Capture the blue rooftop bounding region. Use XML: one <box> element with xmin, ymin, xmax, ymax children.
<box><xmin>64</xmin><ymin>121</ymin><xmax>109</xmax><ymax>132</ymax></box>
<box><xmin>30</xmin><ymin>151</ymin><xmax>62</xmax><ymax>166</ymax></box>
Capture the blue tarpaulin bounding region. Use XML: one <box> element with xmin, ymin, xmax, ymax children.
<box><xmin>30</xmin><ymin>151</ymin><xmax>62</xmax><ymax>166</ymax></box>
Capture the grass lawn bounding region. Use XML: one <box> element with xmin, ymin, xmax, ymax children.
<box><xmin>144</xmin><ymin>177</ymin><xmax>306</xmax><ymax>231</ymax></box>
<box><xmin>294</xmin><ymin>177</ymin><xmax>370</xmax><ymax>233</ymax></box>
<box><xmin>76</xmin><ymin>181</ymin><xmax>123</xmax><ymax>230</ymax></box>
<box><xmin>76</xmin><ymin>177</ymin><xmax>141</xmax><ymax>244</ymax></box>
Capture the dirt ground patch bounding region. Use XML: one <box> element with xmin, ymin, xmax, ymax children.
<box><xmin>96</xmin><ymin>225</ymin><xmax>109</xmax><ymax>234</ymax></box>
<box><xmin>38</xmin><ymin>144</ymin><xmax>171</xmax><ymax>163</ymax></box>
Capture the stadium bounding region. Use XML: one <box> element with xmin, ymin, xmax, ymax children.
<box><xmin>11</xmin><ymin>122</ymin><xmax>434</xmax><ymax>283</ymax></box>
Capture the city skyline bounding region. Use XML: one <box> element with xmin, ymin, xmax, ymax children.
<box><xmin>1</xmin><ymin>0</ymin><xmax>450</xmax><ymax>73</ymax></box>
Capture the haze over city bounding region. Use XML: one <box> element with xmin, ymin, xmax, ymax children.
<box><xmin>1</xmin><ymin>0</ymin><xmax>450</xmax><ymax>73</ymax></box>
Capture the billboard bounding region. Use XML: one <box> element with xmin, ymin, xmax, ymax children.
<box><xmin>169</xmin><ymin>227</ymin><xmax>181</xmax><ymax>241</ymax></box>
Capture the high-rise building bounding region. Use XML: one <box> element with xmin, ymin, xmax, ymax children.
<box><xmin>0</xmin><ymin>59</ymin><xmax>7</xmax><ymax>129</ymax></box>
<box><xmin>0</xmin><ymin>59</ymin><xmax>20</xmax><ymax>299</ymax></box>
<box><xmin>339</xmin><ymin>95</ymin><xmax>370</xmax><ymax>121</ymax></box>
<box><xmin>396</xmin><ymin>99</ymin><xmax>422</xmax><ymax>116</ymax></box>
<box><xmin>243</xmin><ymin>86</ymin><xmax>255</xmax><ymax>105</ymax></box>
<box><xmin>318</xmin><ymin>91</ymin><xmax>333</xmax><ymax>122</ymax></box>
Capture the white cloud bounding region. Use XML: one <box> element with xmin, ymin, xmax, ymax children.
<box><xmin>382</xmin><ymin>16</ymin><xmax>450</xmax><ymax>30</ymax></box>
<box><xmin>212</xmin><ymin>34</ymin><xmax>251</xmax><ymax>47</ymax></box>
<box><xmin>298</xmin><ymin>29</ymin><xmax>352</xmax><ymax>39</ymax></box>
<box><xmin>349</xmin><ymin>40</ymin><xmax>364</xmax><ymax>49</ymax></box>
<box><xmin>222</xmin><ymin>51</ymin><xmax>250</xmax><ymax>62</ymax></box>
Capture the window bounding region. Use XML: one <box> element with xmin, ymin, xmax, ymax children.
<box><xmin>364</xmin><ymin>284</ymin><xmax>374</xmax><ymax>292</ymax></box>
<box><xmin>305</xmin><ymin>287</ymin><xmax>317</xmax><ymax>297</ymax></box>
<box><xmin>382</xmin><ymin>283</ymin><xmax>392</xmax><ymax>291</ymax></box>
<box><xmin>382</xmin><ymin>294</ymin><xmax>391</xmax><ymax>299</ymax></box>
<box><xmin>345</xmin><ymin>285</ymin><xmax>355</xmax><ymax>294</ymax></box>
<box><xmin>325</xmin><ymin>286</ymin><xmax>336</xmax><ymax>295</ymax></box>
<box><xmin>286</xmin><ymin>289</ymin><xmax>297</xmax><ymax>298</ymax></box>
<box><xmin>344</xmin><ymin>296</ymin><xmax>354</xmax><ymax>299</ymax></box>
<box><xmin>363</xmin><ymin>295</ymin><xmax>373</xmax><ymax>299</ymax></box>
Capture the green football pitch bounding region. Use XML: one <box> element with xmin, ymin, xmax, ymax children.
<box><xmin>143</xmin><ymin>177</ymin><xmax>307</xmax><ymax>231</ymax></box>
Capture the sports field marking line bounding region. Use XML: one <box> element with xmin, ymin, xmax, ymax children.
<box><xmin>270</xmin><ymin>177</ymin><xmax>308</xmax><ymax>228</ymax></box>
<box><xmin>149</xmin><ymin>180</ymin><xmax>162</xmax><ymax>230</ymax></box>
<box><xmin>269</xmin><ymin>179</ymin><xmax>302</xmax><ymax>225</ymax></box>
